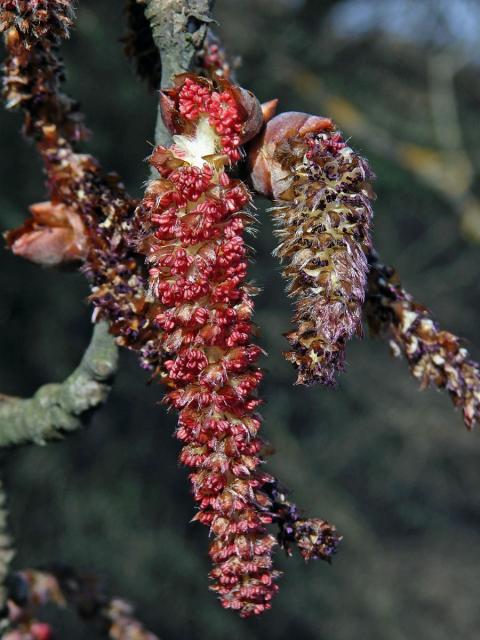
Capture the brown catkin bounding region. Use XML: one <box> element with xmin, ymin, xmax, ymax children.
<box><xmin>270</xmin><ymin>129</ymin><xmax>375</xmax><ymax>385</ymax></box>
<box><xmin>366</xmin><ymin>251</ymin><xmax>480</xmax><ymax>430</ymax></box>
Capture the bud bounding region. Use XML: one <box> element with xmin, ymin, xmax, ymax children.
<box><xmin>159</xmin><ymin>73</ymin><xmax>264</xmax><ymax>149</ymax></box>
<box><xmin>248</xmin><ymin>111</ymin><xmax>334</xmax><ymax>199</ymax></box>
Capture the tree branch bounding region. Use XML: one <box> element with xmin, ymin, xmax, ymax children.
<box><xmin>142</xmin><ymin>0</ymin><xmax>215</xmax><ymax>146</ymax></box>
<box><xmin>0</xmin><ymin>322</ymin><xmax>118</xmax><ymax>448</ymax></box>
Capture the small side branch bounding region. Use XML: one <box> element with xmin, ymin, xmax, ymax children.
<box><xmin>0</xmin><ymin>322</ymin><xmax>118</xmax><ymax>448</ymax></box>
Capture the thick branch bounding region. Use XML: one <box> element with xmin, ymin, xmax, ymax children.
<box><xmin>142</xmin><ymin>0</ymin><xmax>214</xmax><ymax>146</ymax></box>
<box><xmin>0</xmin><ymin>322</ymin><xmax>118</xmax><ymax>448</ymax></box>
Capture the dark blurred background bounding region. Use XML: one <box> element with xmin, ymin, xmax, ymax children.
<box><xmin>1</xmin><ymin>1</ymin><xmax>480</xmax><ymax>638</ymax></box>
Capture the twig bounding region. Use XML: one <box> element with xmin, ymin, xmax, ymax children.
<box><xmin>428</xmin><ymin>51</ymin><xmax>467</xmax><ymax>153</ymax></box>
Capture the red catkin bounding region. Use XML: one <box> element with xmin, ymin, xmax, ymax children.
<box><xmin>134</xmin><ymin>75</ymin><xmax>279</xmax><ymax>617</ymax></box>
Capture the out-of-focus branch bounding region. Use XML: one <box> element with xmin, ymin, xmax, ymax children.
<box><xmin>5</xmin><ymin>567</ymin><xmax>159</xmax><ymax>639</ymax></box>
<box><xmin>427</xmin><ymin>51</ymin><xmax>480</xmax><ymax>241</ymax></box>
<box><xmin>428</xmin><ymin>52</ymin><xmax>466</xmax><ymax>153</ymax></box>
<box><xmin>276</xmin><ymin>58</ymin><xmax>480</xmax><ymax>242</ymax></box>
<box><xmin>0</xmin><ymin>322</ymin><xmax>118</xmax><ymax>448</ymax></box>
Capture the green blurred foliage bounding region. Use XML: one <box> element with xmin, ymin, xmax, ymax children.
<box><xmin>1</xmin><ymin>1</ymin><xmax>480</xmax><ymax>638</ymax></box>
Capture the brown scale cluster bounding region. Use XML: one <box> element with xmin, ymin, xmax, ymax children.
<box><xmin>366</xmin><ymin>252</ymin><xmax>480</xmax><ymax>430</ymax></box>
<box><xmin>250</xmin><ymin>111</ymin><xmax>375</xmax><ymax>386</ymax></box>
<box><xmin>265</xmin><ymin>480</ymin><xmax>341</xmax><ymax>562</ymax></box>
<box><xmin>1</xmin><ymin>0</ymin><xmax>158</xmax><ymax>362</ymax></box>
<box><xmin>1</xmin><ymin>0</ymin><xmax>83</xmax><ymax>139</ymax></box>
<box><xmin>40</xmin><ymin>133</ymin><xmax>158</xmax><ymax>359</ymax></box>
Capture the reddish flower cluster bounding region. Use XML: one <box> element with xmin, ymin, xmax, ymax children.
<box><xmin>176</xmin><ymin>76</ymin><xmax>243</xmax><ymax>161</ymax></box>
<box><xmin>135</xmin><ymin>76</ymin><xmax>281</xmax><ymax>616</ymax></box>
<box><xmin>197</xmin><ymin>31</ymin><xmax>233</xmax><ymax>81</ymax></box>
